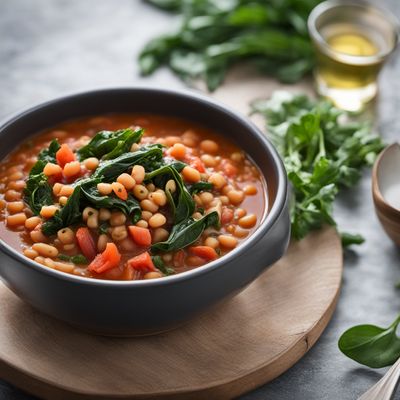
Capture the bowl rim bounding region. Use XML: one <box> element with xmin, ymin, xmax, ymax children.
<box><xmin>0</xmin><ymin>87</ymin><xmax>288</xmax><ymax>287</ymax></box>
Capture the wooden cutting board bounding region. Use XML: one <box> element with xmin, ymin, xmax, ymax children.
<box><xmin>0</xmin><ymin>226</ymin><xmax>342</xmax><ymax>400</ymax></box>
<box><xmin>0</xmin><ymin>71</ymin><xmax>343</xmax><ymax>399</ymax></box>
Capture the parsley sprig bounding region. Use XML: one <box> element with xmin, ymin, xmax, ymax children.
<box><xmin>251</xmin><ymin>91</ymin><xmax>384</xmax><ymax>243</ymax></box>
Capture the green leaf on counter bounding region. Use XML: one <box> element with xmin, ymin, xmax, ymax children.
<box><xmin>341</xmin><ymin>232</ymin><xmax>365</xmax><ymax>248</ymax></box>
<box><xmin>339</xmin><ymin>315</ymin><xmax>400</xmax><ymax>368</ymax></box>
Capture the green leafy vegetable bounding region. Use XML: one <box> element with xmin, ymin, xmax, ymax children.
<box><xmin>139</xmin><ymin>0</ymin><xmax>320</xmax><ymax>90</ymax></box>
<box><xmin>338</xmin><ymin>315</ymin><xmax>400</xmax><ymax>368</ymax></box>
<box><xmin>187</xmin><ymin>181</ymin><xmax>213</xmax><ymax>194</ymax></box>
<box><xmin>41</xmin><ymin>145</ymin><xmax>165</xmax><ymax>235</ymax></box>
<box><xmin>251</xmin><ymin>91</ymin><xmax>384</xmax><ymax>240</ymax></box>
<box><xmin>42</xmin><ymin>185</ymin><xmax>83</xmax><ymax>236</ymax></box>
<box><xmin>58</xmin><ymin>254</ymin><xmax>88</xmax><ymax>264</ymax></box>
<box><xmin>152</xmin><ymin>255</ymin><xmax>175</xmax><ymax>275</ymax></box>
<box><xmin>145</xmin><ymin>164</ymin><xmax>195</xmax><ymax>223</ymax></box>
<box><xmin>23</xmin><ymin>139</ymin><xmax>61</xmax><ymax>215</ymax></box>
<box><xmin>37</xmin><ymin>139</ymin><xmax>61</xmax><ymax>164</ymax></box>
<box><xmin>77</xmin><ymin>128</ymin><xmax>143</xmax><ymax>160</ymax></box>
<box><xmin>80</xmin><ymin>180</ymin><xmax>141</xmax><ymax>223</ymax></box>
<box><xmin>94</xmin><ymin>144</ymin><xmax>163</xmax><ymax>181</ymax></box>
<box><xmin>341</xmin><ymin>232</ymin><xmax>365</xmax><ymax>248</ymax></box>
<box><xmin>151</xmin><ymin>211</ymin><xmax>220</xmax><ymax>252</ymax></box>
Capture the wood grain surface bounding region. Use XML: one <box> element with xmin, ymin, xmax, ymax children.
<box><xmin>0</xmin><ymin>226</ymin><xmax>342</xmax><ymax>400</ymax></box>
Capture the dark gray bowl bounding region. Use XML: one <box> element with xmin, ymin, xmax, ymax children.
<box><xmin>0</xmin><ymin>88</ymin><xmax>290</xmax><ymax>336</ymax></box>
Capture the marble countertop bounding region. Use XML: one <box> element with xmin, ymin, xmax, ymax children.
<box><xmin>0</xmin><ymin>1</ymin><xmax>399</xmax><ymax>399</ymax></box>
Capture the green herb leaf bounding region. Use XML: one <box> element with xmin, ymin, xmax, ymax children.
<box><xmin>93</xmin><ymin>144</ymin><xmax>163</xmax><ymax>182</ymax></box>
<box><xmin>23</xmin><ymin>140</ymin><xmax>61</xmax><ymax>215</ymax></box>
<box><xmin>251</xmin><ymin>91</ymin><xmax>384</xmax><ymax>240</ymax></box>
<box><xmin>338</xmin><ymin>315</ymin><xmax>400</xmax><ymax>368</ymax></box>
<box><xmin>341</xmin><ymin>232</ymin><xmax>365</xmax><ymax>247</ymax></box>
<box><xmin>151</xmin><ymin>211</ymin><xmax>219</xmax><ymax>252</ymax></box>
<box><xmin>70</xmin><ymin>254</ymin><xmax>88</xmax><ymax>264</ymax></box>
<box><xmin>77</xmin><ymin>128</ymin><xmax>144</xmax><ymax>161</ymax></box>
<box><xmin>58</xmin><ymin>254</ymin><xmax>88</xmax><ymax>264</ymax></box>
<box><xmin>187</xmin><ymin>181</ymin><xmax>213</xmax><ymax>194</ymax></box>
<box><xmin>80</xmin><ymin>181</ymin><xmax>141</xmax><ymax>223</ymax></box>
<box><xmin>145</xmin><ymin>164</ymin><xmax>195</xmax><ymax>223</ymax></box>
<box><xmin>139</xmin><ymin>0</ymin><xmax>320</xmax><ymax>90</ymax></box>
<box><xmin>152</xmin><ymin>255</ymin><xmax>175</xmax><ymax>275</ymax></box>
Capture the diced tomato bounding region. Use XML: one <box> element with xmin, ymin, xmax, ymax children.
<box><xmin>221</xmin><ymin>160</ymin><xmax>238</xmax><ymax>177</ymax></box>
<box><xmin>221</xmin><ymin>207</ymin><xmax>234</xmax><ymax>224</ymax></box>
<box><xmin>128</xmin><ymin>226</ymin><xmax>152</xmax><ymax>247</ymax></box>
<box><xmin>126</xmin><ymin>251</ymin><xmax>156</xmax><ymax>272</ymax></box>
<box><xmin>112</xmin><ymin>182</ymin><xmax>128</xmax><ymax>200</ymax></box>
<box><xmin>190</xmin><ymin>156</ymin><xmax>206</xmax><ymax>173</ymax></box>
<box><xmin>189</xmin><ymin>246</ymin><xmax>218</xmax><ymax>261</ymax></box>
<box><xmin>56</xmin><ymin>144</ymin><xmax>76</xmax><ymax>168</ymax></box>
<box><xmin>88</xmin><ymin>243</ymin><xmax>121</xmax><ymax>274</ymax></box>
<box><xmin>76</xmin><ymin>227</ymin><xmax>97</xmax><ymax>260</ymax></box>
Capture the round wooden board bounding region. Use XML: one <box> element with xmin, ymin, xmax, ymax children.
<box><xmin>0</xmin><ymin>226</ymin><xmax>342</xmax><ymax>400</ymax></box>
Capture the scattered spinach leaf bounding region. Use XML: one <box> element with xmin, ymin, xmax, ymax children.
<box><xmin>42</xmin><ymin>185</ymin><xmax>83</xmax><ymax>236</ymax></box>
<box><xmin>94</xmin><ymin>144</ymin><xmax>163</xmax><ymax>182</ymax></box>
<box><xmin>145</xmin><ymin>164</ymin><xmax>195</xmax><ymax>223</ymax></box>
<box><xmin>152</xmin><ymin>255</ymin><xmax>175</xmax><ymax>275</ymax></box>
<box><xmin>338</xmin><ymin>315</ymin><xmax>400</xmax><ymax>368</ymax></box>
<box><xmin>341</xmin><ymin>232</ymin><xmax>365</xmax><ymax>248</ymax></box>
<box><xmin>37</xmin><ymin>139</ymin><xmax>61</xmax><ymax>164</ymax></box>
<box><xmin>151</xmin><ymin>211</ymin><xmax>219</xmax><ymax>252</ymax></box>
<box><xmin>139</xmin><ymin>0</ymin><xmax>320</xmax><ymax>90</ymax></box>
<box><xmin>80</xmin><ymin>180</ymin><xmax>141</xmax><ymax>223</ymax></box>
<box><xmin>58</xmin><ymin>254</ymin><xmax>88</xmax><ymax>264</ymax></box>
<box><xmin>187</xmin><ymin>181</ymin><xmax>213</xmax><ymax>194</ymax></box>
<box><xmin>23</xmin><ymin>140</ymin><xmax>61</xmax><ymax>215</ymax></box>
<box><xmin>77</xmin><ymin>128</ymin><xmax>143</xmax><ymax>161</ymax></box>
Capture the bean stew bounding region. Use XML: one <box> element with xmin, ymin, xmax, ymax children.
<box><xmin>0</xmin><ymin>114</ymin><xmax>267</xmax><ymax>280</ymax></box>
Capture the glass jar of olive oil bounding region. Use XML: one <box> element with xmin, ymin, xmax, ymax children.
<box><xmin>308</xmin><ymin>0</ymin><xmax>399</xmax><ymax>112</ymax></box>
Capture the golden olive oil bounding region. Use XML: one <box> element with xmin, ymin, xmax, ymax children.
<box><xmin>314</xmin><ymin>24</ymin><xmax>385</xmax><ymax>111</ymax></box>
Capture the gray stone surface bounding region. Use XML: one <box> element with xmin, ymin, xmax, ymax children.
<box><xmin>0</xmin><ymin>0</ymin><xmax>399</xmax><ymax>399</ymax></box>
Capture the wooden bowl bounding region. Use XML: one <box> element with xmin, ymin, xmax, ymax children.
<box><xmin>372</xmin><ymin>143</ymin><xmax>400</xmax><ymax>246</ymax></box>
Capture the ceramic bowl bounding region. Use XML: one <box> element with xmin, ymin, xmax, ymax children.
<box><xmin>372</xmin><ymin>143</ymin><xmax>400</xmax><ymax>246</ymax></box>
<box><xmin>0</xmin><ymin>88</ymin><xmax>290</xmax><ymax>335</ymax></box>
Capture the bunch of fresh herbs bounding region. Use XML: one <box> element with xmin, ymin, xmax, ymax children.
<box><xmin>139</xmin><ymin>0</ymin><xmax>321</xmax><ymax>91</ymax></box>
<box><xmin>251</xmin><ymin>91</ymin><xmax>384</xmax><ymax>244</ymax></box>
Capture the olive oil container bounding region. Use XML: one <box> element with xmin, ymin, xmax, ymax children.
<box><xmin>308</xmin><ymin>0</ymin><xmax>399</xmax><ymax>111</ymax></box>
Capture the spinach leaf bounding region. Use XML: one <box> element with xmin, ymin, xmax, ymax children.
<box><xmin>140</xmin><ymin>0</ymin><xmax>320</xmax><ymax>90</ymax></box>
<box><xmin>77</xmin><ymin>128</ymin><xmax>144</xmax><ymax>160</ymax></box>
<box><xmin>24</xmin><ymin>172</ymin><xmax>53</xmax><ymax>215</ymax></box>
<box><xmin>24</xmin><ymin>139</ymin><xmax>61</xmax><ymax>215</ymax></box>
<box><xmin>94</xmin><ymin>144</ymin><xmax>163</xmax><ymax>182</ymax></box>
<box><xmin>151</xmin><ymin>211</ymin><xmax>219</xmax><ymax>252</ymax></box>
<box><xmin>80</xmin><ymin>181</ymin><xmax>141</xmax><ymax>223</ymax></box>
<box><xmin>152</xmin><ymin>255</ymin><xmax>175</xmax><ymax>275</ymax></box>
<box><xmin>338</xmin><ymin>315</ymin><xmax>400</xmax><ymax>368</ymax></box>
<box><xmin>145</xmin><ymin>164</ymin><xmax>195</xmax><ymax>223</ymax></box>
<box><xmin>37</xmin><ymin>139</ymin><xmax>61</xmax><ymax>164</ymax></box>
<box><xmin>58</xmin><ymin>254</ymin><xmax>88</xmax><ymax>264</ymax></box>
<box><xmin>42</xmin><ymin>185</ymin><xmax>83</xmax><ymax>236</ymax></box>
<box><xmin>341</xmin><ymin>232</ymin><xmax>365</xmax><ymax>248</ymax></box>
<box><xmin>187</xmin><ymin>181</ymin><xmax>213</xmax><ymax>195</ymax></box>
